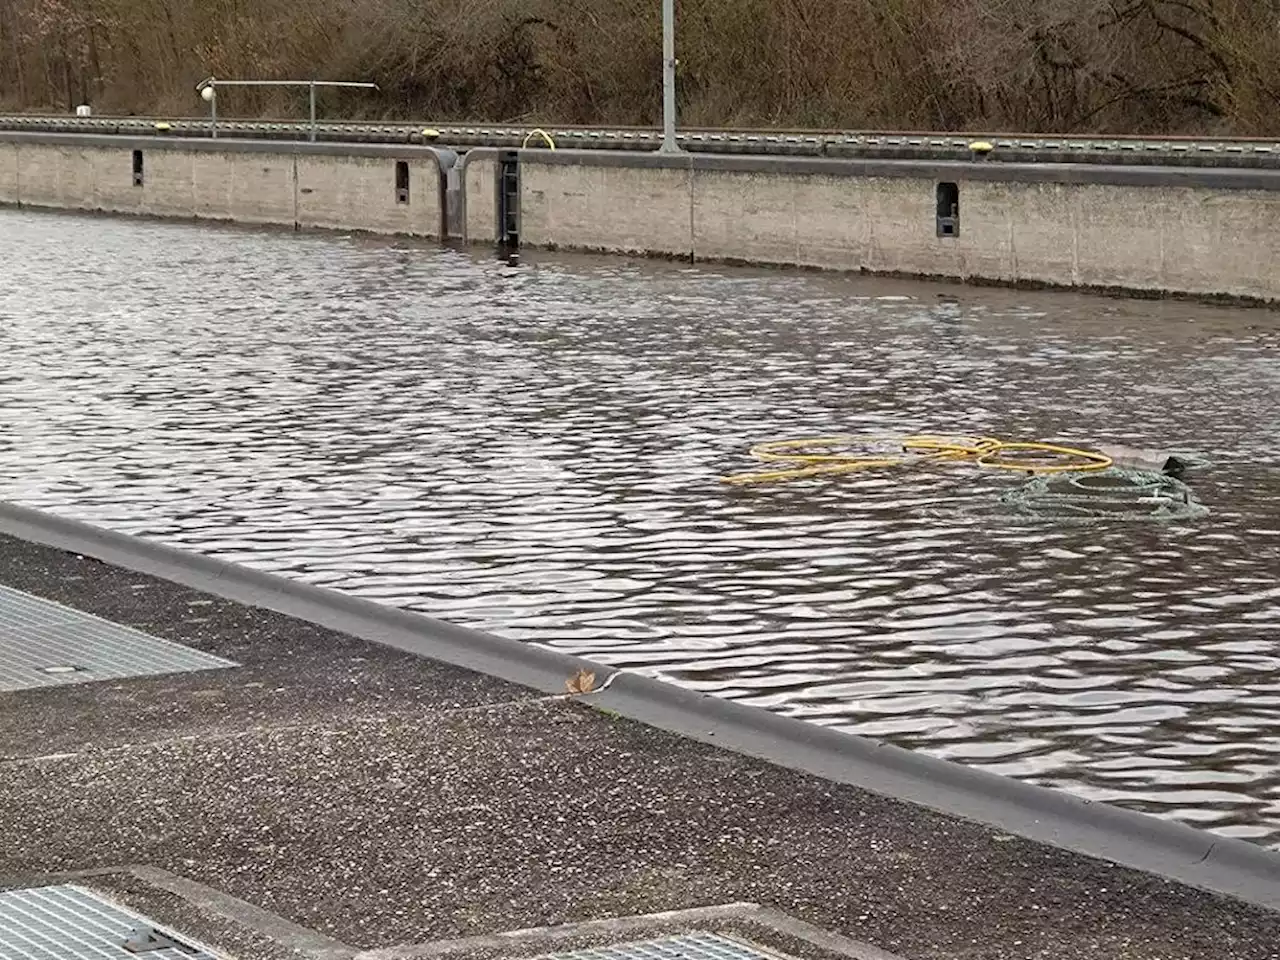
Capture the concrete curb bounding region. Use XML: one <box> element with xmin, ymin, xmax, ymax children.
<box><xmin>2</xmin><ymin>501</ymin><xmax>1278</xmax><ymax>913</ymax></box>
<box><xmin>0</xmin><ymin>502</ymin><xmax>605</xmax><ymax>698</ymax></box>
<box><xmin>357</xmin><ymin>903</ymin><xmax>907</xmax><ymax>960</ymax></box>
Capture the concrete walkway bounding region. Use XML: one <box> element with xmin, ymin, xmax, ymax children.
<box><xmin>1</xmin><ymin>530</ymin><xmax>1279</xmax><ymax>960</ymax></box>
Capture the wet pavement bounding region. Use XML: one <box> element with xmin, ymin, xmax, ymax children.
<box><xmin>1</xmin><ymin>209</ymin><xmax>1279</xmax><ymax>843</ymax></box>
<box><xmin>2</xmin><ymin>531</ymin><xmax>1280</xmax><ymax>960</ymax></box>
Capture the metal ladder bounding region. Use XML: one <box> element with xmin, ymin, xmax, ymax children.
<box><xmin>498</xmin><ymin>150</ymin><xmax>519</xmax><ymax>249</ymax></box>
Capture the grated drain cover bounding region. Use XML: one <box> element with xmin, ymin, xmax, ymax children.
<box><xmin>0</xmin><ymin>884</ymin><xmax>219</xmax><ymax>959</ymax></box>
<box><xmin>534</xmin><ymin>933</ymin><xmax>787</xmax><ymax>960</ymax></box>
<box><xmin>0</xmin><ymin>584</ymin><xmax>235</xmax><ymax>692</ymax></box>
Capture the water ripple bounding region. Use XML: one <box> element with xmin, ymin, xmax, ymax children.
<box><xmin>2</xmin><ymin>210</ymin><xmax>1279</xmax><ymax>845</ymax></box>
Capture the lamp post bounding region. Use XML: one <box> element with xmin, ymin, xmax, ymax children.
<box><xmin>200</xmin><ymin>82</ymin><xmax>216</xmax><ymax>138</ymax></box>
<box><xmin>660</xmin><ymin>0</ymin><xmax>681</xmax><ymax>153</ymax></box>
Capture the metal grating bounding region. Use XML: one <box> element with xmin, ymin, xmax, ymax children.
<box><xmin>533</xmin><ymin>933</ymin><xmax>786</xmax><ymax>960</ymax></box>
<box><xmin>0</xmin><ymin>884</ymin><xmax>220</xmax><ymax>959</ymax></box>
<box><xmin>0</xmin><ymin>584</ymin><xmax>235</xmax><ymax>692</ymax></box>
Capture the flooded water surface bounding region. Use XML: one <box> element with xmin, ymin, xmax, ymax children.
<box><xmin>2</xmin><ymin>209</ymin><xmax>1279</xmax><ymax>844</ymax></box>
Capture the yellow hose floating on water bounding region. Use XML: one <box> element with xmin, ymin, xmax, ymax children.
<box><xmin>975</xmin><ymin>442</ymin><xmax>1112</xmax><ymax>474</ymax></box>
<box><xmin>750</xmin><ymin>437</ymin><xmax>906</xmax><ymax>464</ymax></box>
<box><xmin>722</xmin><ymin>433</ymin><xmax>1112</xmax><ymax>485</ymax></box>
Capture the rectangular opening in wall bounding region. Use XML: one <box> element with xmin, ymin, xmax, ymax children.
<box><xmin>395</xmin><ymin>160</ymin><xmax>410</xmax><ymax>204</ymax></box>
<box><xmin>132</xmin><ymin>149</ymin><xmax>144</xmax><ymax>187</ymax></box>
<box><xmin>936</xmin><ymin>182</ymin><xmax>959</xmax><ymax>237</ymax></box>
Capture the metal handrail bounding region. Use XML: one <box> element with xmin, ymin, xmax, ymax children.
<box><xmin>195</xmin><ymin>78</ymin><xmax>379</xmax><ymax>141</ymax></box>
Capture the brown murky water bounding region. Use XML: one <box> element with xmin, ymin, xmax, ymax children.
<box><xmin>2</xmin><ymin>209</ymin><xmax>1278</xmax><ymax>844</ymax></box>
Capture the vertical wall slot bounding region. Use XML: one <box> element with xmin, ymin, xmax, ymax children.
<box><xmin>395</xmin><ymin>160</ymin><xmax>410</xmax><ymax>204</ymax></box>
<box><xmin>936</xmin><ymin>182</ymin><xmax>959</xmax><ymax>237</ymax></box>
<box><xmin>498</xmin><ymin>150</ymin><xmax>520</xmax><ymax>248</ymax></box>
<box><xmin>132</xmin><ymin>150</ymin><xmax>144</xmax><ymax>187</ymax></box>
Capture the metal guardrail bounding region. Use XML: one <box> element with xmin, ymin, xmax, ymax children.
<box><xmin>2</xmin><ymin>114</ymin><xmax>1279</xmax><ymax>167</ymax></box>
<box><xmin>194</xmin><ymin>77</ymin><xmax>379</xmax><ymax>141</ymax></box>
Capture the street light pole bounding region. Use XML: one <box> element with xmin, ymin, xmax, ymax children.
<box><xmin>660</xmin><ymin>0</ymin><xmax>681</xmax><ymax>153</ymax></box>
<box><xmin>200</xmin><ymin>79</ymin><xmax>217</xmax><ymax>138</ymax></box>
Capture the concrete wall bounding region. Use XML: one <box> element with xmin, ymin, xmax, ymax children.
<box><xmin>522</xmin><ymin>161</ymin><xmax>693</xmax><ymax>254</ymax></box>
<box><xmin>296</xmin><ymin>154</ymin><xmax>440</xmax><ymax>235</ymax></box>
<box><xmin>0</xmin><ymin>134</ymin><xmax>445</xmax><ymax>238</ymax></box>
<box><xmin>0</xmin><ymin>143</ymin><xmax>15</xmax><ymax>204</ymax></box>
<box><xmin>5</xmin><ymin>133</ymin><xmax>1276</xmax><ymax>302</ymax></box>
<box><xmin>463</xmin><ymin>154</ymin><xmax>498</xmax><ymax>243</ymax></box>
<box><xmin>483</xmin><ymin>150</ymin><xmax>1280</xmax><ymax>303</ymax></box>
<box><xmin>691</xmin><ymin>169</ymin><xmax>966</xmax><ymax>277</ymax></box>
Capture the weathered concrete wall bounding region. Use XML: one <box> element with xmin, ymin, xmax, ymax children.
<box><xmin>185</xmin><ymin>151</ymin><xmax>229</xmax><ymax>219</ymax></box>
<box><xmin>15</xmin><ymin>144</ymin><xmax>106</xmax><ymax>211</ymax></box>
<box><xmin>0</xmin><ymin>143</ymin><xmax>16</xmax><ymax>204</ymax></box>
<box><xmin>951</xmin><ymin>179</ymin><xmax>1280</xmax><ymax>302</ymax></box>
<box><xmin>5</xmin><ymin>133</ymin><xmax>1276</xmax><ymax>302</ymax></box>
<box><xmin>296</xmin><ymin>154</ymin><xmax>441</xmax><ymax>236</ymax></box>
<box><xmin>225</xmin><ymin>151</ymin><xmax>295</xmax><ymax>225</ymax></box>
<box><xmin>693</xmin><ymin>170</ymin><xmax>964</xmax><ymax>277</ymax></box>
<box><xmin>463</xmin><ymin>153</ymin><xmax>498</xmax><ymax>243</ymax></box>
<box><xmin>0</xmin><ymin>134</ymin><xmax>444</xmax><ymax>238</ymax></box>
<box><xmin>503</xmin><ymin>151</ymin><xmax>1280</xmax><ymax>302</ymax></box>
<box><xmin>522</xmin><ymin>162</ymin><xmax>693</xmax><ymax>255</ymax></box>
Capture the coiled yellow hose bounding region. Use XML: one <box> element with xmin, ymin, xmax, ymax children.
<box><xmin>722</xmin><ymin>434</ymin><xmax>1113</xmax><ymax>485</ymax></box>
<box><xmin>975</xmin><ymin>442</ymin><xmax>1113</xmax><ymax>474</ymax></box>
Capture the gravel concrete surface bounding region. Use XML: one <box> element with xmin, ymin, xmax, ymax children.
<box><xmin>1</xmin><ymin>533</ymin><xmax>1278</xmax><ymax>960</ymax></box>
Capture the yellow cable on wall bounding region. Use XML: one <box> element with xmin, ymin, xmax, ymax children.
<box><xmin>521</xmin><ymin>129</ymin><xmax>556</xmax><ymax>150</ymax></box>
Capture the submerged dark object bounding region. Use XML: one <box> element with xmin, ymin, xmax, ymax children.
<box><xmin>994</xmin><ymin>467</ymin><xmax>1209</xmax><ymax>522</ymax></box>
<box><xmin>1095</xmin><ymin>446</ymin><xmax>1203</xmax><ymax>479</ymax></box>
